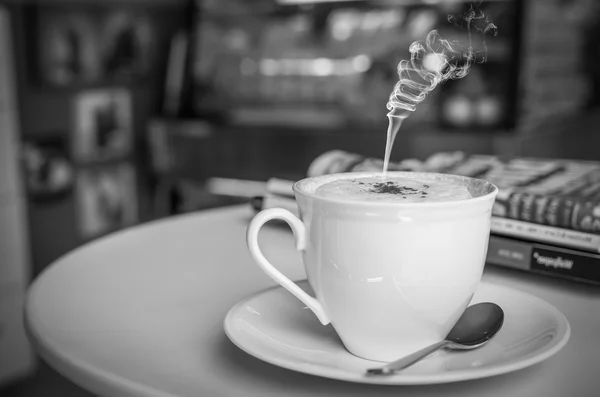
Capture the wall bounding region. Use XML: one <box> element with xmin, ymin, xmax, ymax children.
<box><xmin>8</xmin><ymin>1</ymin><xmax>186</xmax><ymax>276</ymax></box>
<box><xmin>0</xmin><ymin>5</ymin><xmax>35</xmax><ymax>386</ymax></box>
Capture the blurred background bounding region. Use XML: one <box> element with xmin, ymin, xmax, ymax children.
<box><xmin>1</xmin><ymin>0</ymin><xmax>599</xmax><ymax>395</ymax></box>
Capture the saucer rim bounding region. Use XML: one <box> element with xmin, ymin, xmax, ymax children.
<box><xmin>224</xmin><ymin>280</ymin><xmax>571</xmax><ymax>385</ymax></box>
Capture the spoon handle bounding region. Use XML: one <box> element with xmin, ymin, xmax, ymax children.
<box><xmin>366</xmin><ymin>340</ymin><xmax>450</xmax><ymax>376</ymax></box>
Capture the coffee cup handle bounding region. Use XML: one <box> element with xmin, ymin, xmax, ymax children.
<box><xmin>247</xmin><ymin>208</ymin><xmax>330</xmax><ymax>325</ymax></box>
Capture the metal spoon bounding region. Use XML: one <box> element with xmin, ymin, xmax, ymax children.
<box><xmin>366</xmin><ymin>302</ymin><xmax>504</xmax><ymax>376</ymax></box>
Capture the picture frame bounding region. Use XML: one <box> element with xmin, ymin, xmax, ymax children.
<box><xmin>101</xmin><ymin>9</ymin><xmax>155</xmax><ymax>82</ymax></box>
<box><xmin>71</xmin><ymin>88</ymin><xmax>133</xmax><ymax>163</ymax></box>
<box><xmin>22</xmin><ymin>136</ymin><xmax>74</xmax><ymax>202</ymax></box>
<box><xmin>75</xmin><ymin>162</ymin><xmax>138</xmax><ymax>240</ymax></box>
<box><xmin>30</xmin><ymin>4</ymin><xmax>157</xmax><ymax>87</ymax></box>
<box><xmin>33</xmin><ymin>7</ymin><xmax>101</xmax><ymax>87</ymax></box>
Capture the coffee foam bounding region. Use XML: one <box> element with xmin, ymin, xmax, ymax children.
<box><xmin>295</xmin><ymin>172</ymin><xmax>495</xmax><ymax>203</ymax></box>
<box><xmin>315</xmin><ymin>176</ymin><xmax>472</xmax><ymax>203</ymax></box>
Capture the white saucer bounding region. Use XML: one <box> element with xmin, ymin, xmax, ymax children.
<box><xmin>224</xmin><ymin>280</ymin><xmax>570</xmax><ymax>385</ymax></box>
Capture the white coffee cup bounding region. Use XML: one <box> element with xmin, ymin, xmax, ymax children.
<box><xmin>247</xmin><ymin>171</ymin><xmax>498</xmax><ymax>362</ymax></box>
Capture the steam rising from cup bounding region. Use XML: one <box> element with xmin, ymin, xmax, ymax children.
<box><xmin>386</xmin><ymin>6</ymin><xmax>498</xmax><ymax>119</ymax></box>
<box><xmin>381</xmin><ymin>5</ymin><xmax>497</xmax><ymax>175</ymax></box>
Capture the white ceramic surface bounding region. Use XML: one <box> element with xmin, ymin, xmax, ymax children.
<box><xmin>225</xmin><ymin>280</ymin><xmax>570</xmax><ymax>385</ymax></box>
<box><xmin>247</xmin><ymin>171</ymin><xmax>498</xmax><ymax>361</ymax></box>
<box><xmin>23</xmin><ymin>206</ymin><xmax>600</xmax><ymax>397</ymax></box>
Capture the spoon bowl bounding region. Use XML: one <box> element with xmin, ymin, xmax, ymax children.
<box><xmin>367</xmin><ymin>302</ymin><xmax>504</xmax><ymax>376</ymax></box>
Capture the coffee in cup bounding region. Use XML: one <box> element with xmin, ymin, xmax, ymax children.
<box><xmin>247</xmin><ymin>171</ymin><xmax>497</xmax><ymax>362</ymax></box>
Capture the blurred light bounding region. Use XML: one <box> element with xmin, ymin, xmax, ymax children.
<box><xmin>279</xmin><ymin>59</ymin><xmax>297</xmax><ymax>75</ymax></box>
<box><xmin>476</xmin><ymin>96</ymin><xmax>502</xmax><ymax>124</ymax></box>
<box><xmin>331</xmin><ymin>20</ymin><xmax>353</xmax><ymax>41</ymax></box>
<box><xmin>423</xmin><ymin>53</ymin><xmax>446</xmax><ymax>73</ymax></box>
<box><xmin>444</xmin><ymin>95</ymin><xmax>473</xmax><ymax>126</ymax></box>
<box><xmin>257</xmin><ymin>57</ymin><xmax>374</xmax><ymax>77</ymax></box>
<box><xmin>240</xmin><ymin>58</ymin><xmax>258</xmax><ymax>75</ymax></box>
<box><xmin>298</xmin><ymin>59</ymin><xmax>313</xmax><ymax>75</ymax></box>
<box><xmin>312</xmin><ymin>58</ymin><xmax>335</xmax><ymax>76</ymax></box>
<box><xmin>351</xmin><ymin>55</ymin><xmax>371</xmax><ymax>73</ymax></box>
<box><xmin>259</xmin><ymin>59</ymin><xmax>279</xmax><ymax>76</ymax></box>
<box><xmin>334</xmin><ymin>59</ymin><xmax>354</xmax><ymax>76</ymax></box>
<box><xmin>407</xmin><ymin>10</ymin><xmax>438</xmax><ymax>39</ymax></box>
<box><xmin>361</xmin><ymin>11</ymin><xmax>382</xmax><ymax>31</ymax></box>
<box><xmin>381</xmin><ymin>9</ymin><xmax>405</xmax><ymax>29</ymax></box>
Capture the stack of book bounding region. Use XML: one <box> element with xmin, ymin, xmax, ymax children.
<box><xmin>251</xmin><ymin>150</ymin><xmax>600</xmax><ymax>285</ymax></box>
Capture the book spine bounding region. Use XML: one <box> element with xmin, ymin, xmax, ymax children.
<box><xmin>494</xmin><ymin>192</ymin><xmax>600</xmax><ymax>235</ymax></box>
<box><xmin>490</xmin><ymin>217</ymin><xmax>600</xmax><ymax>253</ymax></box>
<box><xmin>487</xmin><ymin>235</ymin><xmax>600</xmax><ymax>285</ymax></box>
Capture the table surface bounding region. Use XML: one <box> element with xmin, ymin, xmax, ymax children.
<box><xmin>24</xmin><ymin>205</ymin><xmax>600</xmax><ymax>397</ymax></box>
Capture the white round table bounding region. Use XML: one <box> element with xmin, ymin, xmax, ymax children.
<box><xmin>25</xmin><ymin>205</ymin><xmax>600</xmax><ymax>397</ymax></box>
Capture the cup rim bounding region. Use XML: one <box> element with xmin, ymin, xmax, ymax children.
<box><xmin>293</xmin><ymin>171</ymin><xmax>498</xmax><ymax>208</ymax></box>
